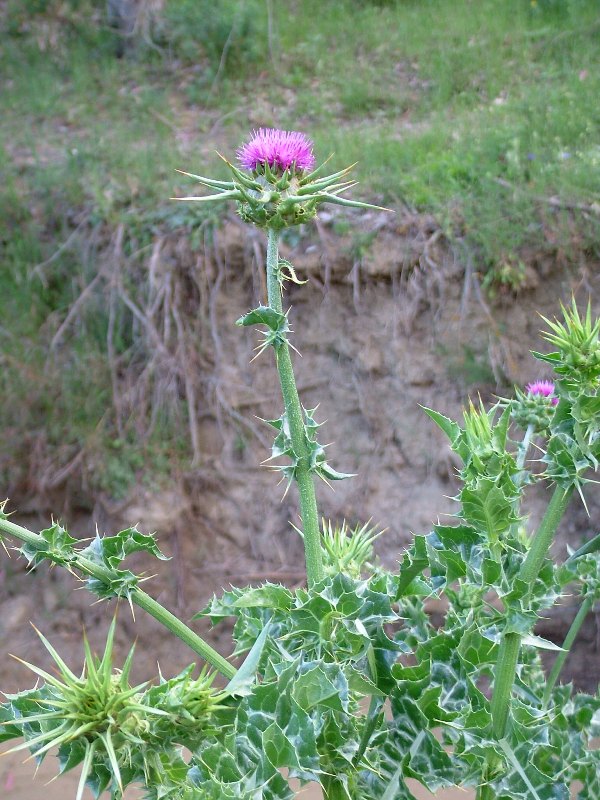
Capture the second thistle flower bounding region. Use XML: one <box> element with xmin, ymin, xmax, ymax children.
<box><xmin>511</xmin><ymin>380</ymin><xmax>558</xmax><ymax>432</ymax></box>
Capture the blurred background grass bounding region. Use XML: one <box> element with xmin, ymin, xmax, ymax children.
<box><xmin>1</xmin><ymin>0</ymin><xmax>600</xmax><ymax>497</ymax></box>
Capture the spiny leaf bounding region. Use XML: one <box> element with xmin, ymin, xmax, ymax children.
<box><xmin>0</xmin><ymin>703</ymin><xmax>24</xmax><ymax>744</ymax></box>
<box><xmin>492</xmin><ymin>404</ymin><xmax>512</xmax><ymax>451</ymax></box>
<box><xmin>19</xmin><ymin>522</ymin><xmax>77</xmax><ymax>568</ymax></box>
<box><xmin>278</xmin><ymin>258</ymin><xmax>307</xmax><ymax>286</ymax></box>
<box><xmin>314</xmin><ymin>461</ymin><xmax>356</xmax><ymax>482</ymax></box>
<box><xmin>78</xmin><ymin>527</ymin><xmax>167</xmax><ymax>601</ymax></box>
<box><xmin>460</xmin><ymin>479</ymin><xmax>517</xmax><ymax>542</ymax></box>
<box><xmin>422</xmin><ymin>407</ymin><xmax>461</xmax><ymax>448</ymax></box>
<box><xmin>520</xmin><ymin>634</ymin><xmax>564</xmax><ymax>651</ymax></box>
<box><xmin>226</xmin><ymin>622</ymin><xmax>272</xmax><ymax>697</ymax></box>
<box><xmin>291</xmin><ymin>662</ymin><xmax>350</xmax><ymax>712</ymax></box>
<box><xmin>236</xmin><ymin>660</ymin><xmax>320</xmax><ymax>780</ymax></box>
<box><xmin>232</xmin><ymin>584</ymin><xmax>293</xmax><ymax>612</ymax></box>
<box><xmin>566</xmin><ymin>531</ymin><xmax>600</xmax><ymax>563</ymax></box>
<box><xmin>79</xmin><ymin>526</ymin><xmax>168</xmax><ymax>571</ymax></box>
<box><xmin>396</xmin><ymin>535</ymin><xmax>429</xmax><ymax>597</ymax></box>
<box><xmin>432</xmin><ymin>524</ymin><xmax>481</xmax><ymax>548</ymax></box>
<box><xmin>235</xmin><ymin>306</ymin><xmax>287</xmax><ymax>332</ymax></box>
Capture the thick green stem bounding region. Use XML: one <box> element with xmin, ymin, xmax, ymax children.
<box><xmin>321</xmin><ymin>775</ymin><xmax>348</xmax><ymax>800</ymax></box>
<box><xmin>490</xmin><ymin>632</ymin><xmax>521</xmax><ymax>739</ymax></box>
<box><xmin>490</xmin><ymin>485</ymin><xmax>573</xmax><ymax>738</ymax></box>
<box><xmin>543</xmin><ymin>595</ymin><xmax>594</xmax><ymax>705</ymax></box>
<box><xmin>520</xmin><ymin>485</ymin><xmax>573</xmax><ymax>585</ymax></box>
<box><xmin>0</xmin><ymin>515</ymin><xmax>236</xmax><ymax>680</ymax></box>
<box><xmin>130</xmin><ymin>593</ymin><xmax>235</xmax><ymax>679</ymax></box>
<box><xmin>266</xmin><ymin>227</ymin><xmax>284</xmax><ymax>315</ymax></box>
<box><xmin>353</xmin><ymin>695</ymin><xmax>383</xmax><ymax>768</ymax></box>
<box><xmin>476</xmin><ymin>785</ymin><xmax>495</xmax><ymax>800</ymax></box>
<box><xmin>265</xmin><ymin>228</ymin><xmax>324</xmax><ymax>587</ymax></box>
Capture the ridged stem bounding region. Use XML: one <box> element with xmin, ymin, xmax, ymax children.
<box><xmin>352</xmin><ymin>695</ymin><xmax>383</xmax><ymax>768</ymax></box>
<box><xmin>490</xmin><ymin>632</ymin><xmax>521</xmax><ymax>739</ymax></box>
<box><xmin>543</xmin><ymin>595</ymin><xmax>594</xmax><ymax>706</ymax></box>
<box><xmin>0</xmin><ymin>515</ymin><xmax>236</xmax><ymax>680</ymax></box>
<box><xmin>321</xmin><ymin>775</ymin><xmax>349</xmax><ymax>800</ymax></box>
<box><xmin>490</xmin><ymin>485</ymin><xmax>573</xmax><ymax>738</ymax></box>
<box><xmin>265</xmin><ymin>227</ymin><xmax>324</xmax><ymax>587</ymax></box>
<box><xmin>519</xmin><ymin>485</ymin><xmax>573</xmax><ymax>586</ymax></box>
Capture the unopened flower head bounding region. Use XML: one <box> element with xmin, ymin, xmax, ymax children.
<box><xmin>511</xmin><ymin>379</ymin><xmax>558</xmax><ymax>432</ymax></box>
<box><xmin>526</xmin><ymin>380</ymin><xmax>558</xmax><ymax>405</ymax></box>
<box><xmin>237</xmin><ymin>128</ymin><xmax>315</xmax><ymax>175</ymax></box>
<box><xmin>539</xmin><ymin>300</ymin><xmax>600</xmax><ymax>391</ymax></box>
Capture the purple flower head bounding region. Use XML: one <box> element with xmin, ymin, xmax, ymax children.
<box><xmin>237</xmin><ymin>128</ymin><xmax>316</xmax><ymax>174</ymax></box>
<box><xmin>526</xmin><ymin>380</ymin><xmax>558</xmax><ymax>405</ymax></box>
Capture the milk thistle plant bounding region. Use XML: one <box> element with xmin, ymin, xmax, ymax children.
<box><xmin>1</xmin><ymin>128</ymin><xmax>600</xmax><ymax>800</ymax></box>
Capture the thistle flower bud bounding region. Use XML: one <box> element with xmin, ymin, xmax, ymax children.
<box><xmin>535</xmin><ymin>300</ymin><xmax>600</xmax><ymax>393</ymax></box>
<box><xmin>320</xmin><ymin>519</ymin><xmax>382</xmax><ymax>579</ymax></box>
<box><xmin>525</xmin><ymin>380</ymin><xmax>558</xmax><ymax>404</ymax></box>
<box><xmin>511</xmin><ymin>381</ymin><xmax>557</xmax><ymax>432</ymax></box>
<box><xmin>1</xmin><ymin>620</ymin><xmax>150</xmax><ymax>798</ymax></box>
<box><xmin>1</xmin><ymin>620</ymin><xmax>227</xmax><ymax>800</ymax></box>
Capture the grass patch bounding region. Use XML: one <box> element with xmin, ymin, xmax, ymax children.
<box><xmin>275</xmin><ymin>0</ymin><xmax>600</xmax><ymax>275</ymax></box>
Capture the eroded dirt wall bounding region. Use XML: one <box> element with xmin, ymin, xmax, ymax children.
<box><xmin>1</xmin><ymin>216</ymin><xmax>599</xmax><ymax>693</ymax></box>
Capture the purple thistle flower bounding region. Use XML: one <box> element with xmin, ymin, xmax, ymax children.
<box><xmin>526</xmin><ymin>380</ymin><xmax>558</xmax><ymax>405</ymax></box>
<box><xmin>237</xmin><ymin>128</ymin><xmax>316</xmax><ymax>174</ymax></box>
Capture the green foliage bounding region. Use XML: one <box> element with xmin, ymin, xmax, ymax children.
<box><xmin>1</xmin><ymin>620</ymin><xmax>149</xmax><ymax>799</ymax></box>
<box><xmin>236</xmin><ymin>305</ymin><xmax>291</xmax><ymax>357</ymax></box>
<box><xmin>158</xmin><ymin>0</ymin><xmax>267</xmax><ymax>76</ymax></box>
<box><xmin>538</xmin><ymin>300</ymin><xmax>600</xmax><ymax>391</ymax></box>
<box><xmin>1</xmin><ymin>621</ymin><xmax>232</xmax><ymax>800</ymax></box>
<box><xmin>565</xmin><ymin>550</ymin><xmax>600</xmax><ymax>602</ymax></box>
<box><xmin>79</xmin><ymin>526</ymin><xmax>169</xmax><ymax>601</ymax></box>
<box><xmin>303</xmin><ymin>406</ymin><xmax>356</xmax><ymax>484</ymax></box>
<box><xmin>527</xmin><ymin>305</ymin><xmax>600</xmax><ymax>495</ymax></box>
<box><xmin>2</xmin><ymin>294</ymin><xmax>600</xmax><ymax>799</ymax></box>
<box><xmin>259</xmin><ymin>406</ymin><xmax>355</xmax><ymax>491</ymax></box>
<box><xmin>19</xmin><ymin>521</ymin><xmax>78</xmax><ymax>568</ymax></box>
<box><xmin>143</xmin><ymin>665</ymin><xmax>227</xmax><ymax>747</ymax></box>
<box><xmin>3</xmin><ymin>0</ymin><xmax>600</xmax><ymax>783</ymax></box>
<box><xmin>321</xmin><ymin>519</ymin><xmax>382</xmax><ymax>579</ymax></box>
